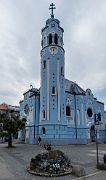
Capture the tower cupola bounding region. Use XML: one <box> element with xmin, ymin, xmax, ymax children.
<box><xmin>41</xmin><ymin>3</ymin><xmax>64</xmax><ymax>49</ymax></box>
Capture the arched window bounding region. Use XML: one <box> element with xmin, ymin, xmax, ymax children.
<box><xmin>54</xmin><ymin>34</ymin><xmax>58</xmax><ymax>44</ymax></box>
<box><xmin>24</xmin><ymin>104</ymin><xmax>29</xmax><ymax>115</ymax></box>
<box><xmin>49</xmin><ymin>34</ymin><xmax>52</xmax><ymax>44</ymax></box>
<box><xmin>66</xmin><ymin>106</ymin><xmax>70</xmax><ymax>116</ymax></box>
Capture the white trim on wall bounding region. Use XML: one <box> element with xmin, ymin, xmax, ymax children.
<box><xmin>47</xmin><ymin>58</ymin><xmax>50</xmax><ymax>120</ymax></box>
<box><xmin>57</xmin><ymin>58</ymin><xmax>60</xmax><ymax>121</ymax></box>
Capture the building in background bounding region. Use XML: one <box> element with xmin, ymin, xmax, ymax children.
<box><xmin>0</xmin><ymin>102</ymin><xmax>20</xmax><ymax>142</ymax></box>
<box><xmin>19</xmin><ymin>4</ymin><xmax>106</xmax><ymax>145</ymax></box>
<box><xmin>0</xmin><ymin>103</ymin><xmax>8</xmax><ymax>114</ymax></box>
<box><xmin>0</xmin><ymin>102</ymin><xmax>19</xmax><ymax>115</ymax></box>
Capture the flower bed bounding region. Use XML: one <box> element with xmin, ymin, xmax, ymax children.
<box><xmin>28</xmin><ymin>149</ymin><xmax>72</xmax><ymax>177</ymax></box>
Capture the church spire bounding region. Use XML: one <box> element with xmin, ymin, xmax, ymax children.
<box><xmin>49</xmin><ymin>3</ymin><xmax>56</xmax><ymax>18</ymax></box>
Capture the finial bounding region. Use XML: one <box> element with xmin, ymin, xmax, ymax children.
<box><xmin>30</xmin><ymin>84</ymin><xmax>33</xmax><ymax>89</ymax></box>
<box><xmin>49</xmin><ymin>3</ymin><xmax>56</xmax><ymax>18</ymax></box>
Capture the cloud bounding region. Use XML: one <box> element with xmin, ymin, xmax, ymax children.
<box><xmin>0</xmin><ymin>0</ymin><xmax>106</xmax><ymax>108</ymax></box>
<box><xmin>65</xmin><ymin>1</ymin><xmax>106</xmax><ymax>91</ymax></box>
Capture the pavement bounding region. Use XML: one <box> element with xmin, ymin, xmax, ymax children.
<box><xmin>0</xmin><ymin>142</ymin><xmax>106</xmax><ymax>180</ymax></box>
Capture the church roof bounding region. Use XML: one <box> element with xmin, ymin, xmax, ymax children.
<box><xmin>97</xmin><ymin>100</ymin><xmax>104</xmax><ymax>105</ymax></box>
<box><xmin>23</xmin><ymin>88</ymin><xmax>40</xmax><ymax>97</ymax></box>
<box><xmin>23</xmin><ymin>88</ymin><xmax>39</xmax><ymax>95</ymax></box>
<box><xmin>29</xmin><ymin>88</ymin><xmax>40</xmax><ymax>98</ymax></box>
<box><xmin>46</xmin><ymin>18</ymin><xmax>60</xmax><ymax>26</ymax></box>
<box><xmin>41</xmin><ymin>17</ymin><xmax>64</xmax><ymax>33</ymax></box>
<box><xmin>65</xmin><ymin>79</ymin><xmax>85</xmax><ymax>95</ymax></box>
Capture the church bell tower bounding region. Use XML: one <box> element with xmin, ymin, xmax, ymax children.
<box><xmin>40</xmin><ymin>3</ymin><xmax>67</xmax><ymax>145</ymax></box>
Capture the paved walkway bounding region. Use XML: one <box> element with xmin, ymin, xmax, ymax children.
<box><xmin>0</xmin><ymin>156</ymin><xmax>15</xmax><ymax>179</ymax></box>
<box><xmin>0</xmin><ymin>142</ymin><xmax>106</xmax><ymax>179</ymax></box>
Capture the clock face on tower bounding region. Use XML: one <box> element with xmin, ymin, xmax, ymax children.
<box><xmin>49</xmin><ymin>46</ymin><xmax>58</xmax><ymax>55</ymax></box>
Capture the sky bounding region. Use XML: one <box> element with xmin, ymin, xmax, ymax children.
<box><xmin>0</xmin><ymin>0</ymin><xmax>106</xmax><ymax>109</ymax></box>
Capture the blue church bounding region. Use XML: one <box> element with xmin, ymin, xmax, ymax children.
<box><xmin>19</xmin><ymin>3</ymin><xmax>106</xmax><ymax>145</ymax></box>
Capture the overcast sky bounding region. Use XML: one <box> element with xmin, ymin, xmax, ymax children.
<box><xmin>0</xmin><ymin>0</ymin><xmax>106</xmax><ymax>109</ymax></box>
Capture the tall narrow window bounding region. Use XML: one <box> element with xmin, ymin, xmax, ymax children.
<box><xmin>42</xmin><ymin>127</ymin><xmax>46</xmax><ymax>134</ymax></box>
<box><xmin>66</xmin><ymin>106</ymin><xmax>70</xmax><ymax>116</ymax></box>
<box><xmin>54</xmin><ymin>34</ymin><xmax>58</xmax><ymax>44</ymax></box>
<box><xmin>42</xmin><ymin>110</ymin><xmax>45</xmax><ymax>119</ymax></box>
<box><xmin>61</xmin><ymin>67</ymin><xmax>64</xmax><ymax>75</ymax></box>
<box><xmin>52</xmin><ymin>86</ymin><xmax>56</xmax><ymax>95</ymax></box>
<box><xmin>43</xmin><ymin>60</ymin><xmax>46</xmax><ymax>68</ymax></box>
<box><xmin>49</xmin><ymin>34</ymin><xmax>52</xmax><ymax>44</ymax></box>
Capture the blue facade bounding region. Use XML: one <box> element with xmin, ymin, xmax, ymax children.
<box><xmin>19</xmin><ymin>88</ymin><xmax>40</xmax><ymax>144</ymax></box>
<box><xmin>19</xmin><ymin>4</ymin><xmax>106</xmax><ymax>145</ymax></box>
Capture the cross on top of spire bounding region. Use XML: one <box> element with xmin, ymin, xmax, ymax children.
<box><xmin>49</xmin><ymin>3</ymin><xmax>56</xmax><ymax>18</ymax></box>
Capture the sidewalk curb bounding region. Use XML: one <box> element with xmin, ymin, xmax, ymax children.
<box><xmin>75</xmin><ymin>171</ymin><xmax>103</xmax><ymax>179</ymax></box>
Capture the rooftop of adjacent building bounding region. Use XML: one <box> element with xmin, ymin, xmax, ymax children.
<box><xmin>0</xmin><ymin>103</ymin><xmax>8</xmax><ymax>110</ymax></box>
<box><xmin>0</xmin><ymin>102</ymin><xmax>19</xmax><ymax>111</ymax></box>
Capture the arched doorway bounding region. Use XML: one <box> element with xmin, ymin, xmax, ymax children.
<box><xmin>90</xmin><ymin>125</ymin><xmax>95</xmax><ymax>142</ymax></box>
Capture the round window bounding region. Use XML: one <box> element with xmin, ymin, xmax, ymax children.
<box><xmin>87</xmin><ymin>108</ymin><xmax>93</xmax><ymax>118</ymax></box>
<box><xmin>24</xmin><ymin>104</ymin><xmax>29</xmax><ymax>115</ymax></box>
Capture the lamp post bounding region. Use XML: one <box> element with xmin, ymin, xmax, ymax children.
<box><xmin>71</xmin><ymin>83</ymin><xmax>77</xmax><ymax>139</ymax></box>
<box><xmin>73</xmin><ymin>91</ymin><xmax>77</xmax><ymax>139</ymax></box>
<box><xmin>94</xmin><ymin>114</ymin><xmax>99</xmax><ymax>167</ymax></box>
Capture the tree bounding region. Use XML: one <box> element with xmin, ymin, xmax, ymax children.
<box><xmin>0</xmin><ymin>110</ymin><xmax>26</xmax><ymax>147</ymax></box>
